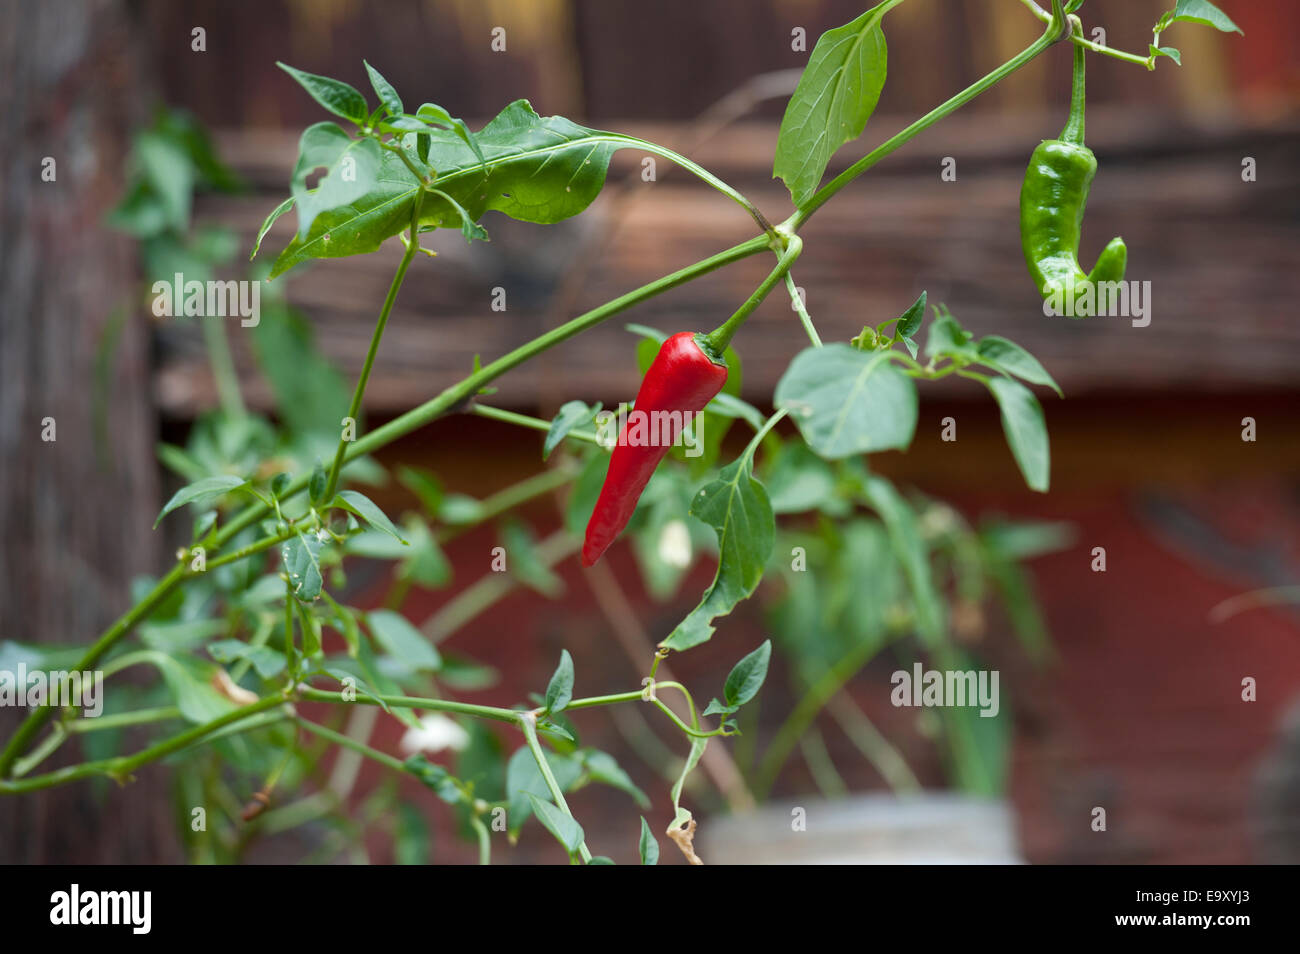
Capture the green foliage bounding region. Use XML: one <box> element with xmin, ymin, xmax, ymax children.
<box><xmin>774</xmin><ymin>1</ymin><xmax>900</xmax><ymax>207</ymax></box>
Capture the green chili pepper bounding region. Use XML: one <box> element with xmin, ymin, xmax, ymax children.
<box><xmin>1019</xmin><ymin>32</ymin><xmax>1126</xmax><ymax>316</ymax></box>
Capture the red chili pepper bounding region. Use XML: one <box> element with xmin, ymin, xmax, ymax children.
<box><xmin>581</xmin><ymin>332</ymin><xmax>728</xmax><ymax>567</ymax></box>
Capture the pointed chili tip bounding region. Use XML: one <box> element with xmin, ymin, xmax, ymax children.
<box><xmin>580</xmin><ymin>544</ymin><xmax>601</xmax><ymax>568</ymax></box>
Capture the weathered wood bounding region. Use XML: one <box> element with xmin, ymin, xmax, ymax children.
<box><xmin>0</xmin><ymin>0</ymin><xmax>175</xmax><ymax>863</ymax></box>
<box><xmin>153</xmin><ymin>112</ymin><xmax>1300</xmax><ymax>417</ymax></box>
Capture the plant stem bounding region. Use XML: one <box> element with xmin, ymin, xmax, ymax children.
<box><xmin>622</xmin><ymin>137</ymin><xmax>775</xmax><ymax>237</ymax></box>
<box><xmin>753</xmin><ymin>635</ymin><xmax>885</xmax><ymax>797</ymax></box>
<box><xmin>202</xmin><ymin>317</ymin><xmax>246</xmax><ymax>419</ymax></box>
<box><xmin>0</xmin><ymin>695</ymin><xmax>289</xmax><ymax>794</ymax></box>
<box><xmin>0</xmin><ymin>234</ymin><xmax>768</xmax><ymax>781</ymax></box>
<box><xmin>787</xmin><ymin>3</ymin><xmax>1069</xmax><ymax>230</ymax></box>
<box><xmin>1060</xmin><ymin>18</ymin><xmax>1087</xmax><ymax>145</ymax></box>
<box><xmin>784</xmin><ymin>270</ymin><xmax>822</xmax><ymax>347</ymax></box>
<box><xmin>562</xmin><ymin>690</ymin><xmax>645</xmax><ymax>711</ymax></box>
<box><xmin>0</xmin><ymin>562</ymin><xmax>187</xmax><ymax>777</ymax></box>
<box><xmin>705</xmin><ymin>234</ymin><xmax>801</xmax><ymax>353</ymax></box>
<box><xmin>469</xmin><ymin>404</ymin><xmax>599</xmax><ymax>448</ymax></box>
<box><xmin>520</xmin><ymin>712</ymin><xmax>592</xmax><ymax>864</ymax></box>
<box><xmin>298</xmin><ymin>688</ymin><xmax>521</xmax><ymax>725</ymax></box>
<box><xmin>1018</xmin><ymin>0</ymin><xmax>1153</xmax><ymax>66</ymax></box>
<box><xmin>295</xmin><ymin>718</ymin><xmax>408</xmax><ymax>774</ymax></box>
<box><xmin>437</xmin><ymin>468</ymin><xmax>579</xmax><ymax>544</ymax></box>
<box><xmin>322</xmin><ymin>192</ymin><xmax>427</xmax><ymax>503</ymax></box>
<box><xmin>470</xmin><ymin>815</ymin><xmax>491</xmax><ymax>865</ymax></box>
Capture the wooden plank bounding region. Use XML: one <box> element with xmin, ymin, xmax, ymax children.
<box><xmin>152</xmin><ymin>114</ymin><xmax>1300</xmax><ymax>417</ymax></box>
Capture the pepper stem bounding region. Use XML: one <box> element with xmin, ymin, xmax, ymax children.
<box><xmin>705</xmin><ymin>235</ymin><xmax>802</xmax><ymax>354</ymax></box>
<box><xmin>1059</xmin><ymin>16</ymin><xmax>1086</xmax><ymax>145</ymax></box>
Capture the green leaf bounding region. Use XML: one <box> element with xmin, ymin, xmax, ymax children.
<box><xmin>404</xmin><ymin>753</ymin><xmax>463</xmax><ymax>804</ymax></box>
<box><xmin>582</xmin><ymin>749</ymin><xmax>649</xmax><ymax>808</ymax></box>
<box><xmin>723</xmin><ymin>639</ymin><xmax>772</xmax><ymax>708</ymax></box>
<box><xmin>976</xmin><ymin>336</ymin><xmax>1061</xmax><ymax>396</ymax></box>
<box><xmin>669</xmin><ymin>736</ymin><xmax>708</xmax><ymax>825</ymax></box>
<box><xmin>282</xmin><ymin>530</ymin><xmax>325</xmax><ymax>601</ymax></box>
<box><xmin>249</xmin><ymin>304</ymin><xmax>349</xmax><ymax>436</ymax></box>
<box><xmin>501</xmin><ymin>521</ymin><xmax>563</xmax><ymax>597</ymax></box>
<box><xmin>861</xmin><ymin>476</ymin><xmax>943</xmax><ymax>645</ymax></box>
<box><xmin>506</xmin><ymin>746</ymin><xmax>582</xmax><ymax>833</ymax></box>
<box><xmin>414</xmin><ymin>102</ymin><xmax>486</xmax><ymax>166</ymax></box>
<box><xmin>277</xmin><ymin>63</ymin><xmax>369</xmax><ymax>124</ymax></box>
<box><xmin>775</xmin><ymin>345</ymin><xmax>918</xmax><ymax>459</ymax></box>
<box><xmin>396</xmin><ymin>466</ymin><xmax>443</xmax><ymax>516</ymax></box>
<box><xmin>331</xmin><ymin>490</ymin><xmax>407</xmax><ymax>543</ymax></box>
<box><xmin>363</xmin><ymin>61</ymin><xmax>403</xmax><ymax>116</ymax></box>
<box><xmin>136</xmin><ymin>131</ymin><xmax>194</xmax><ymax>232</ymax></box>
<box><xmin>308</xmin><ymin>460</ymin><xmax>329</xmax><ymax>505</ymax></box>
<box><xmin>271</xmin><ymin>100</ymin><xmax>630</xmax><ymax>279</ymax></box>
<box><xmin>702</xmin><ymin>697</ymin><xmax>738</xmax><ymax>717</ymax></box>
<box><xmin>894</xmin><ymin>290</ymin><xmax>927</xmax><ymax>340</ymax></box>
<box><xmin>526</xmin><ymin>793</ymin><xmax>585</xmax><ymax>856</ymax></box>
<box><xmin>639</xmin><ymin>817</ymin><xmax>660</xmax><ymax>866</ymax></box>
<box><xmin>544</xmin><ymin>649</ymin><xmax>574</xmax><ymax>714</ymax></box>
<box><xmin>986</xmin><ymin>376</ymin><xmax>1050</xmax><ymax>493</ymax></box>
<box><xmin>207</xmin><ymin>638</ymin><xmax>286</xmax><ymax>679</ymax></box>
<box><xmin>154</xmin><ymin>475</ymin><xmax>247</xmax><ymax>528</ymax></box>
<box><xmin>1149</xmin><ymin>44</ymin><xmax>1182</xmax><ymax>65</ymax></box>
<box><xmin>773</xmin><ymin>1</ymin><xmax>897</xmax><ymax>207</ymax></box>
<box><xmin>661</xmin><ymin>453</ymin><xmax>774</xmax><ymax>651</ymax></box>
<box><xmin>544</xmin><ymin>401</ymin><xmax>600</xmax><ymax>460</ymax></box>
<box><xmin>319</xmin><ymin>591</ymin><xmax>362</xmax><ymax>657</ymax></box>
<box><xmin>250</xmin><ymin>196</ymin><xmax>295</xmax><ymax>260</ymax></box>
<box><xmin>924</xmin><ymin>310</ymin><xmax>978</xmax><ymax>362</ymax></box>
<box><xmin>1168</xmin><ymin>0</ymin><xmax>1242</xmax><ymax>34</ymax></box>
<box><xmin>288</xmin><ymin>122</ymin><xmax>384</xmax><ymax>240</ymax></box>
<box><xmin>294</xmin><ymin>596</ymin><xmax>323</xmax><ymax>656</ymax></box>
<box><xmin>396</xmin><ymin>518</ymin><xmax>452</xmax><ymax>588</ymax></box>
<box><xmin>763</xmin><ymin>441</ymin><xmax>839</xmax><ymax>515</ymax></box>
<box><xmin>366</xmin><ymin>609</ymin><xmax>440</xmax><ymax>672</ymax></box>
<box><xmin>423</xmin><ymin>188</ymin><xmax>489</xmax><ymax>244</ymax></box>
<box><xmin>394</xmin><ymin>803</ymin><xmax>431</xmax><ymax>865</ymax></box>
<box><xmin>156</xmin><ymin>656</ymin><xmax>237</xmax><ymax>724</ymax></box>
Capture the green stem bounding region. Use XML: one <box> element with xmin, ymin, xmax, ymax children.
<box><xmin>520</xmin><ymin>713</ymin><xmax>592</xmax><ymax>864</ymax></box>
<box><xmin>298</xmin><ymin>688</ymin><xmax>521</xmax><ymax>725</ymax></box>
<box><xmin>67</xmin><ymin>706</ymin><xmax>182</xmax><ymax>734</ymax></box>
<box><xmin>705</xmin><ymin>234</ymin><xmax>802</xmax><ymax>353</ymax></box>
<box><xmin>322</xmin><ymin>191</ymin><xmax>427</xmax><ymax>503</ymax></box>
<box><xmin>826</xmin><ymin>691</ymin><xmax>921</xmax><ymax>794</ymax></box>
<box><xmin>785</xmin><ymin>270</ymin><xmax>822</xmax><ymax>347</ymax></box>
<box><xmin>437</xmin><ymin>465</ymin><xmax>579</xmax><ymax>543</ymax></box>
<box><xmin>1019</xmin><ymin>0</ymin><xmax>1153</xmax><ymax>67</ymax></box>
<box><xmin>295</xmin><ymin>718</ymin><xmax>407</xmax><ymax>774</ymax></box>
<box><xmin>0</xmin><ymin>234</ymin><xmax>767</xmax><ymax>781</ymax></box>
<box><xmin>470</xmin><ymin>815</ymin><xmax>492</xmax><ymax>865</ymax></box>
<box><xmin>0</xmin><ymin>563</ymin><xmax>186</xmax><ymax>777</ymax></box>
<box><xmin>562</xmin><ymin>690</ymin><xmax>645</xmax><ymax>711</ymax></box>
<box><xmin>469</xmin><ymin>404</ymin><xmax>599</xmax><ymax>448</ymax></box>
<box><xmin>201</xmin><ymin>317</ymin><xmax>246</xmax><ymax>419</ymax></box>
<box><xmin>753</xmin><ymin>635</ymin><xmax>885</xmax><ymax>797</ymax></box>
<box><xmin>788</xmin><ymin>2</ymin><xmax>1069</xmax><ymax>230</ymax></box>
<box><xmin>1060</xmin><ymin>19</ymin><xmax>1086</xmax><ymax>145</ymax></box>
<box><xmin>620</xmin><ymin>137</ymin><xmax>775</xmax><ymax>237</ymax></box>
<box><xmin>0</xmin><ymin>694</ymin><xmax>288</xmax><ymax>794</ymax></box>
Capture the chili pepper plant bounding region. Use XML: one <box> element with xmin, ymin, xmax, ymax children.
<box><xmin>0</xmin><ymin>0</ymin><xmax>1242</xmax><ymax>864</ymax></box>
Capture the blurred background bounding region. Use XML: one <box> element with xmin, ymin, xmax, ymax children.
<box><xmin>2</xmin><ymin>0</ymin><xmax>1298</xmax><ymax>863</ymax></box>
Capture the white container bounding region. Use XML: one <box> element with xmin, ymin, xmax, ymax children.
<box><xmin>696</xmin><ymin>792</ymin><xmax>1022</xmax><ymax>865</ymax></box>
